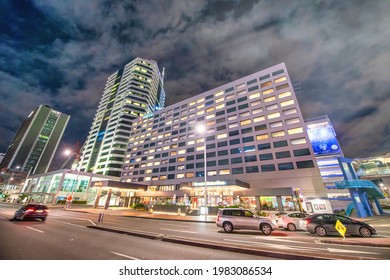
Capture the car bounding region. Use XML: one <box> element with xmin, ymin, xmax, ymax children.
<box><xmin>278</xmin><ymin>212</ymin><xmax>308</xmax><ymax>231</ymax></box>
<box><xmin>13</xmin><ymin>204</ymin><xmax>49</xmax><ymax>221</ymax></box>
<box><xmin>216</xmin><ymin>208</ymin><xmax>277</xmax><ymax>235</ymax></box>
<box><xmin>303</xmin><ymin>213</ymin><xmax>376</xmax><ymax>238</ymax></box>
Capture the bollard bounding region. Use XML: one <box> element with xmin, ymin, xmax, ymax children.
<box><xmin>98</xmin><ymin>213</ymin><xmax>104</xmax><ymax>226</ymax></box>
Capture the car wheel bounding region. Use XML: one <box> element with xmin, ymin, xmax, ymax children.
<box><xmin>359</xmin><ymin>226</ymin><xmax>372</xmax><ymax>238</ymax></box>
<box><xmin>287</xmin><ymin>223</ymin><xmax>296</xmax><ymax>231</ymax></box>
<box><xmin>223</xmin><ymin>222</ymin><xmax>234</xmax><ymax>233</ymax></box>
<box><xmin>41</xmin><ymin>217</ymin><xmax>46</xmax><ymax>222</ymax></box>
<box><xmin>315</xmin><ymin>226</ymin><xmax>327</xmax><ymax>237</ymax></box>
<box><xmin>260</xmin><ymin>223</ymin><xmax>272</xmax><ymax>235</ymax></box>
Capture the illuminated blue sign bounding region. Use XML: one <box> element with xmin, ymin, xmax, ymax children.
<box><xmin>307</xmin><ymin>126</ymin><xmax>342</xmax><ymax>156</ymax></box>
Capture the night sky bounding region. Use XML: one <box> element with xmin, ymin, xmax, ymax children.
<box><xmin>1</xmin><ymin>0</ymin><xmax>389</xmax><ymax>169</ymax></box>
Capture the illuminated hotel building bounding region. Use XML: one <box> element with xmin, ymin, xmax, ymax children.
<box><xmin>121</xmin><ymin>63</ymin><xmax>332</xmax><ymax>213</ymax></box>
<box><xmin>78</xmin><ymin>58</ymin><xmax>166</xmax><ymax>177</ymax></box>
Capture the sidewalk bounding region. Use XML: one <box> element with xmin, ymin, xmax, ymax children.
<box><xmin>67</xmin><ymin>206</ymin><xmax>390</xmax><ymax>248</ymax></box>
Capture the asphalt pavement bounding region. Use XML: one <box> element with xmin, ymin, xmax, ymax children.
<box><xmin>65</xmin><ymin>206</ymin><xmax>390</xmax><ymax>248</ymax></box>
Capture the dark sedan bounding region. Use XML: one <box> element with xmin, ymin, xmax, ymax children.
<box><xmin>13</xmin><ymin>204</ymin><xmax>49</xmax><ymax>221</ymax></box>
<box><xmin>303</xmin><ymin>213</ymin><xmax>376</xmax><ymax>238</ymax></box>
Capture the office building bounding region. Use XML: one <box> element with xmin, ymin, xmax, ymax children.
<box><xmin>78</xmin><ymin>57</ymin><xmax>166</xmax><ymax>177</ymax></box>
<box><xmin>121</xmin><ymin>63</ymin><xmax>331</xmax><ymax>213</ymax></box>
<box><xmin>0</xmin><ymin>104</ymin><xmax>69</xmax><ymax>175</ymax></box>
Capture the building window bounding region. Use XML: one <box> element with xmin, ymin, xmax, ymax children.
<box><xmin>262</xmin><ymin>88</ymin><xmax>274</xmax><ymax>95</ymax></box>
<box><xmin>273</xmin><ymin>140</ymin><xmax>288</xmax><ymax>148</ymax></box>
<box><xmin>293</xmin><ymin>148</ymin><xmax>311</xmax><ymax>157</ymax></box>
<box><xmin>286</xmin><ymin>117</ymin><xmax>300</xmax><ymax>125</ymax></box>
<box><xmin>288</xmin><ymin>127</ymin><xmax>303</xmax><ymax>135</ymax></box>
<box><xmin>267</xmin><ymin>112</ymin><xmax>280</xmax><ymax>119</ymax></box>
<box><xmin>276</xmin><ymin>151</ymin><xmax>291</xmax><ymax>159</ymax></box>
<box><xmin>232</xmin><ymin>167</ymin><xmax>244</xmax><ymax>174</ymax></box>
<box><xmin>230</xmin><ymin>148</ymin><xmax>241</xmax><ymax>154</ymax></box>
<box><xmin>246</xmin><ymin>166</ymin><xmax>259</xmax><ymax>173</ymax></box>
<box><xmin>283</xmin><ymin>108</ymin><xmax>297</xmax><ymax>115</ymax></box>
<box><xmin>243</xmin><ymin>136</ymin><xmax>254</xmax><ymax>143</ymax></box>
<box><xmin>231</xmin><ymin>157</ymin><xmax>243</xmax><ymax>164</ymax></box>
<box><xmin>281</xmin><ymin>100</ymin><xmax>295</xmax><ymax>107</ymax></box>
<box><xmin>260</xmin><ymin>153</ymin><xmax>273</xmax><ymax>161</ymax></box>
<box><xmin>245</xmin><ymin>155</ymin><xmax>257</xmax><ymax>162</ymax></box>
<box><xmin>256</xmin><ymin>133</ymin><xmax>269</xmax><ymax>140</ymax></box>
<box><xmin>219</xmin><ymin>169</ymin><xmax>230</xmax><ymax>175</ymax></box>
<box><xmin>218</xmin><ymin>159</ymin><xmax>229</xmax><ymax>165</ymax></box>
<box><xmin>291</xmin><ymin>137</ymin><xmax>307</xmax><ymax>145</ymax></box>
<box><xmin>229</xmin><ymin>138</ymin><xmax>240</xmax><ymax>145</ymax></box>
<box><xmin>253</xmin><ymin>116</ymin><xmax>265</xmax><ymax>123</ymax></box>
<box><xmin>261</xmin><ymin>164</ymin><xmax>276</xmax><ymax>172</ymax></box>
<box><xmin>261</xmin><ymin>81</ymin><xmax>272</xmax><ymax>88</ymax></box>
<box><xmin>271</xmin><ymin>131</ymin><xmax>285</xmax><ymax>138</ymax></box>
<box><xmin>278</xmin><ymin>91</ymin><xmax>291</xmax><ymax>99</ymax></box>
<box><xmin>258</xmin><ymin>143</ymin><xmax>271</xmax><ymax>150</ymax></box>
<box><xmin>297</xmin><ymin>160</ymin><xmax>315</xmax><ymax>169</ymax></box>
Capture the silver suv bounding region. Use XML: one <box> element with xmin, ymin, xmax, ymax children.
<box><xmin>216</xmin><ymin>208</ymin><xmax>276</xmax><ymax>235</ymax></box>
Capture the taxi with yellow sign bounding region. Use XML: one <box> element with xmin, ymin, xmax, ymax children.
<box><xmin>302</xmin><ymin>213</ymin><xmax>376</xmax><ymax>238</ymax></box>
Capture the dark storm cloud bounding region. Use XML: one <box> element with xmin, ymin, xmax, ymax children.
<box><xmin>0</xmin><ymin>0</ymin><xmax>389</xmax><ymax>167</ymax></box>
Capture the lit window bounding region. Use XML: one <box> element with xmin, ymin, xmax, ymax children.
<box><xmin>274</xmin><ymin>76</ymin><xmax>287</xmax><ymax>83</ymax></box>
<box><xmin>256</xmin><ymin>134</ymin><xmax>269</xmax><ymax>140</ymax></box>
<box><xmin>219</xmin><ymin>169</ymin><xmax>230</xmax><ymax>175</ymax></box>
<box><xmin>188</xmin><ymin>140</ymin><xmax>195</xmax><ymax>145</ymax></box>
<box><xmin>217</xmin><ymin>133</ymin><xmax>227</xmax><ymax>139</ymax></box>
<box><xmin>178</xmin><ymin>165</ymin><xmax>185</xmax><ymax>170</ymax></box>
<box><xmin>181</xmin><ymin>115</ymin><xmax>188</xmax><ymax>120</ymax></box>
<box><xmin>216</xmin><ymin>97</ymin><xmax>224</xmax><ymax>103</ymax></box>
<box><xmin>178</xmin><ymin>157</ymin><xmax>185</xmax><ymax>162</ymax></box>
<box><xmin>170</xmin><ymin>151</ymin><xmax>177</xmax><ymax>156</ymax></box>
<box><xmin>196</xmin><ymin>146</ymin><xmax>205</xmax><ymax>151</ymax></box>
<box><xmin>262</xmin><ymin>88</ymin><xmax>274</xmax><ymax>95</ymax></box>
<box><xmin>185</xmin><ymin>172</ymin><xmax>194</xmax><ymax>178</ymax></box>
<box><xmin>166</xmin><ymin>120</ymin><xmax>172</xmax><ymax>125</ymax></box>
<box><xmin>197</xmin><ymin>98</ymin><xmax>204</xmax><ymax>103</ymax></box>
<box><xmin>237</xmin><ymin>90</ymin><xmax>246</xmax><ymax>96</ymax></box>
<box><xmin>215</xmin><ymin>91</ymin><xmax>224</xmax><ymax>97</ymax></box>
<box><xmin>197</xmin><ymin>110</ymin><xmax>205</xmax><ymax>115</ymax></box>
<box><xmin>240</xmin><ymin>119</ymin><xmax>251</xmax><ymax>126</ymax></box>
<box><xmin>206</xmin><ymin>107</ymin><xmax>214</xmax><ymax>113</ymax></box>
<box><xmin>278</xmin><ymin>91</ymin><xmax>291</xmax><ymax>99</ymax></box>
<box><xmin>226</xmin><ymin>93</ymin><xmax>235</xmax><ymax>100</ymax></box>
<box><xmin>253</xmin><ymin>116</ymin><xmax>265</xmax><ymax>123</ymax></box>
<box><xmin>261</xmin><ymin>81</ymin><xmax>272</xmax><ymax>88</ymax></box>
<box><xmin>206</xmin><ymin>120</ymin><xmax>215</xmax><ymax>126</ymax></box>
<box><xmin>197</xmin><ymin>104</ymin><xmax>204</xmax><ymax>109</ymax></box>
<box><xmin>281</xmin><ymin>100</ymin><xmax>295</xmax><ymax>107</ymax></box>
<box><xmin>177</xmin><ymin>174</ymin><xmax>185</xmax><ymax>179</ymax></box>
<box><xmin>147</xmin><ymin>162</ymin><xmax>153</xmax><ymax>167</ymax></box>
<box><xmin>207</xmin><ymin>170</ymin><xmax>217</xmax><ymax>176</ymax></box>
<box><xmin>266</xmin><ymin>104</ymin><xmax>278</xmax><ymax>111</ymax></box>
<box><xmin>189</xmin><ymin>101</ymin><xmax>196</xmax><ymax>106</ymax></box>
<box><xmin>249</xmin><ymin>92</ymin><xmax>260</xmax><ymax>99</ymax></box>
<box><xmin>267</xmin><ymin>112</ymin><xmax>281</xmax><ymax>119</ymax></box>
<box><xmin>236</xmin><ymin>83</ymin><xmax>245</xmax><ymax>90</ymax></box>
<box><xmin>240</xmin><ymin>111</ymin><xmax>250</xmax><ymax>117</ymax></box>
<box><xmin>148</xmin><ymin>155</ymin><xmax>154</xmax><ymax>160</ymax></box>
<box><xmin>270</xmin><ymin>121</ymin><xmax>283</xmax><ymax>128</ymax></box>
<box><xmin>271</xmin><ymin>131</ymin><xmax>286</xmax><ymax>138</ymax></box>
<box><xmin>286</xmin><ymin>117</ymin><xmax>300</xmax><ymax>125</ymax></box>
<box><xmin>154</xmin><ymin>161</ymin><xmax>160</xmax><ymax>166</ymax></box>
<box><xmin>264</xmin><ymin>96</ymin><xmax>276</xmax><ymax>103</ymax></box>
<box><xmin>288</xmin><ymin>127</ymin><xmax>303</xmax><ymax>135</ymax></box>
<box><xmin>229</xmin><ymin>122</ymin><xmax>238</xmax><ymax>128</ymax></box>
<box><xmin>206</xmin><ymin>114</ymin><xmax>215</xmax><ymax>120</ymax></box>
<box><xmin>291</xmin><ymin>138</ymin><xmax>307</xmax><ymax>145</ymax></box>
<box><xmin>163</xmin><ymin>145</ymin><xmax>169</xmax><ymax>150</ymax></box>
<box><xmin>228</xmin><ymin>115</ymin><xmax>237</xmax><ymax>121</ymax></box>
<box><xmin>160</xmin><ymin>175</ymin><xmax>167</xmax><ymax>180</ymax></box>
<box><xmin>145</xmin><ymin>177</ymin><xmax>151</xmax><ymax>181</ymax></box>
<box><xmin>251</xmin><ymin>100</ymin><xmax>261</xmax><ymax>107</ymax></box>
<box><xmin>216</xmin><ymin>104</ymin><xmax>225</xmax><ymax>110</ymax></box>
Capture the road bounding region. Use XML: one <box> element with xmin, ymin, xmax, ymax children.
<box><xmin>0</xmin><ymin>204</ymin><xmax>389</xmax><ymax>260</ymax></box>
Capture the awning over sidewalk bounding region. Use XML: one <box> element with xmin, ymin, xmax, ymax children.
<box><xmin>91</xmin><ymin>180</ymin><xmax>148</xmax><ymax>191</ymax></box>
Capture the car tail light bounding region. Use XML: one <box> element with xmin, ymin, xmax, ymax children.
<box><xmin>44</xmin><ymin>209</ymin><xmax>50</xmax><ymax>213</ymax></box>
<box><xmin>26</xmin><ymin>208</ymin><xmax>35</xmax><ymax>213</ymax></box>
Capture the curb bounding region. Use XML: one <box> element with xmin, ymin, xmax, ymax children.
<box><xmin>86</xmin><ymin>225</ymin><xmax>369</xmax><ymax>260</ymax></box>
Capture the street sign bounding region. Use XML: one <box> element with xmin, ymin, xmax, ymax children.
<box><xmin>335</xmin><ymin>219</ymin><xmax>346</xmax><ymax>238</ymax></box>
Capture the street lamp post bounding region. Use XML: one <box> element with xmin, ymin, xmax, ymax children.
<box><xmin>196</xmin><ymin>124</ymin><xmax>208</xmax><ymax>221</ymax></box>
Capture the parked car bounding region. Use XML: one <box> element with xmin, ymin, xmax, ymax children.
<box><xmin>278</xmin><ymin>212</ymin><xmax>308</xmax><ymax>231</ymax></box>
<box><xmin>303</xmin><ymin>213</ymin><xmax>376</xmax><ymax>237</ymax></box>
<box><xmin>216</xmin><ymin>208</ymin><xmax>277</xmax><ymax>235</ymax></box>
<box><xmin>268</xmin><ymin>212</ymin><xmax>287</xmax><ymax>225</ymax></box>
<box><xmin>13</xmin><ymin>204</ymin><xmax>49</xmax><ymax>221</ymax></box>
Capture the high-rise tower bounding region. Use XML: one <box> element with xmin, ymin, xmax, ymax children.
<box><xmin>78</xmin><ymin>57</ymin><xmax>165</xmax><ymax>177</ymax></box>
<box><xmin>0</xmin><ymin>104</ymin><xmax>70</xmax><ymax>174</ymax></box>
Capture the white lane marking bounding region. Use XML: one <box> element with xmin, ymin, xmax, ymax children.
<box><xmin>226</xmin><ymin>238</ymin><xmax>381</xmax><ymax>255</ymax></box>
<box><xmin>26</xmin><ymin>226</ymin><xmax>44</xmax><ymax>233</ymax></box>
<box><xmin>89</xmin><ymin>219</ymin><xmax>96</xmax><ymax>226</ymax></box>
<box><xmin>327</xmin><ymin>248</ymin><xmax>380</xmax><ymax>255</ymax></box>
<box><xmin>110</xmin><ymin>251</ymin><xmax>140</xmax><ymax>260</ymax></box>
<box><xmin>0</xmin><ymin>216</ymin><xmax>6</xmax><ymax>220</ymax></box>
<box><xmin>254</xmin><ymin>236</ymin><xmax>307</xmax><ymax>243</ymax></box>
<box><xmin>50</xmin><ymin>220</ymin><xmax>85</xmax><ymax>228</ymax></box>
<box><xmin>159</xmin><ymin>228</ymin><xmax>200</xmax><ymax>234</ymax></box>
